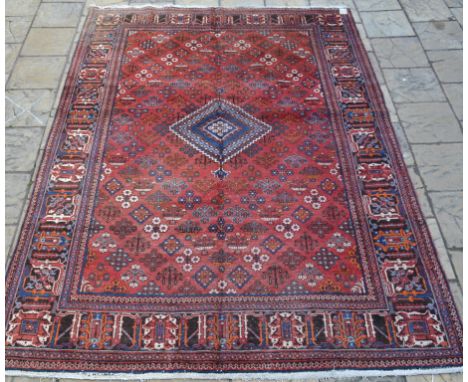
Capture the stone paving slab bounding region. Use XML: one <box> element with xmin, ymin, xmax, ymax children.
<box><xmin>5</xmin><ymin>127</ymin><xmax>45</xmax><ymax>172</ymax></box>
<box><xmin>86</xmin><ymin>0</ymin><xmax>129</xmax><ymax>6</ymax></box>
<box><xmin>5</xmin><ymin>225</ymin><xmax>17</xmax><ymax>256</ymax></box>
<box><xmin>361</xmin><ymin>10</ymin><xmax>414</xmax><ymax>37</ymax></box>
<box><xmin>449</xmin><ymin>280</ymin><xmax>463</xmax><ymax>318</ymax></box>
<box><xmin>128</xmin><ymin>0</ymin><xmax>176</xmax><ymax>3</ymax></box>
<box><xmin>354</xmin><ymin>0</ymin><xmax>401</xmax><ymax>11</ymax></box>
<box><xmin>400</xmin><ymin>0</ymin><xmax>452</xmax><ymax>22</ymax></box>
<box><xmin>355</xmin><ymin>23</ymin><xmax>373</xmax><ymax>52</ymax></box>
<box><xmin>6</xmin><ymin>17</ymin><xmax>33</xmax><ymax>44</ymax></box>
<box><xmin>21</xmin><ymin>27</ymin><xmax>76</xmax><ymax>56</ymax></box>
<box><xmin>442</xmin><ymin>83</ymin><xmax>463</xmax><ymax>120</ymax></box>
<box><xmin>33</xmin><ymin>2</ymin><xmax>84</xmax><ymax>27</ymax></box>
<box><xmin>222</xmin><ymin>0</ymin><xmax>264</xmax><ymax>6</ymax></box>
<box><xmin>383</xmin><ymin>68</ymin><xmax>446</xmax><ymax>103</ymax></box>
<box><xmin>407</xmin><ymin>373</ymin><xmax>463</xmax><ymax>382</ymax></box>
<box><xmin>4</xmin><ymin>0</ymin><xmax>463</xmax><ymax>381</ymax></box>
<box><xmin>427</xmin><ymin>50</ymin><xmax>463</xmax><ymax>83</ymax></box>
<box><xmin>6</xmin><ymin>89</ymin><xmax>56</xmax><ymax>127</ymax></box>
<box><xmin>395</xmin><ymin>102</ymin><xmax>462</xmax><ymax>143</ymax></box>
<box><xmin>371</xmin><ymin>37</ymin><xmax>428</xmax><ymax>68</ymax></box>
<box><xmin>449</xmin><ymin>249</ymin><xmax>463</xmax><ymax>287</ymax></box>
<box><xmin>444</xmin><ymin>0</ymin><xmax>462</xmax><ymax>7</ymax></box>
<box><xmin>426</xmin><ymin>217</ymin><xmax>457</xmax><ymax>280</ymax></box>
<box><xmin>407</xmin><ymin>166</ymin><xmax>435</xmax><ymax>218</ymax></box>
<box><xmin>451</xmin><ymin>7</ymin><xmax>463</xmax><ymax>25</ymax></box>
<box><xmin>5</xmin><ymin>173</ymin><xmax>31</xmax><ymax>226</ymax></box>
<box><xmin>8</xmin><ymin>56</ymin><xmax>67</xmax><ymax>89</ymax></box>
<box><xmin>429</xmin><ymin>191</ymin><xmax>463</xmax><ymax>249</ymax></box>
<box><xmin>6</xmin><ymin>0</ymin><xmax>41</xmax><ymax>16</ymax></box>
<box><xmin>388</xmin><ymin>121</ymin><xmax>415</xmax><ymax>166</ymax></box>
<box><xmin>368</xmin><ymin>52</ymin><xmax>385</xmax><ymax>84</ymax></box>
<box><xmin>411</xmin><ymin>143</ymin><xmax>462</xmax><ymax>191</ymax></box>
<box><xmin>414</xmin><ymin>21</ymin><xmax>463</xmax><ymax>50</ymax></box>
<box><xmin>6</xmin><ymin>44</ymin><xmax>21</xmax><ymax>80</ymax></box>
<box><xmin>267</xmin><ymin>0</ymin><xmax>308</xmax><ymax>6</ymax></box>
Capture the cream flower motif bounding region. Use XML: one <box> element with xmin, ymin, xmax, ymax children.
<box><xmin>176</xmin><ymin>248</ymin><xmax>200</xmax><ymax>272</ymax></box>
<box><xmin>161</xmin><ymin>53</ymin><xmax>178</xmax><ymax>66</ymax></box>
<box><xmin>304</xmin><ymin>189</ymin><xmax>327</xmax><ymax>210</ymax></box>
<box><xmin>144</xmin><ymin>217</ymin><xmax>168</xmax><ymax>240</ymax></box>
<box><xmin>135</xmin><ymin>69</ymin><xmax>153</xmax><ymax>82</ymax></box>
<box><xmin>152</xmin><ymin>34</ymin><xmax>168</xmax><ymax>44</ymax></box>
<box><xmin>115</xmin><ymin>189</ymin><xmax>138</xmax><ymax>208</ymax></box>
<box><xmin>185</xmin><ymin>40</ymin><xmax>202</xmax><ymax>51</ymax></box>
<box><xmin>218</xmin><ymin>280</ymin><xmax>228</xmax><ymax>290</ymax></box>
<box><xmin>121</xmin><ymin>264</ymin><xmax>147</xmax><ymax>288</ymax></box>
<box><xmin>286</xmin><ymin>69</ymin><xmax>303</xmax><ymax>81</ymax></box>
<box><xmin>275</xmin><ymin>218</ymin><xmax>300</xmax><ymax>239</ymax></box>
<box><xmin>234</xmin><ymin>40</ymin><xmax>251</xmax><ymax>50</ymax></box>
<box><xmin>260</xmin><ymin>54</ymin><xmax>277</xmax><ymax>66</ymax></box>
<box><xmin>244</xmin><ymin>247</ymin><xmax>270</xmax><ymax>271</ymax></box>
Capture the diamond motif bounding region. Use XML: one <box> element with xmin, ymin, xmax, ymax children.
<box><xmin>205</xmin><ymin>120</ymin><xmax>237</xmax><ymax>139</ymax></box>
<box><xmin>169</xmin><ymin>99</ymin><xmax>272</xmax><ymax>165</ymax></box>
<box><xmin>312</xmin><ymin>248</ymin><xmax>339</xmax><ymax>270</ymax></box>
<box><xmin>212</xmin><ymin>167</ymin><xmax>230</xmax><ymax>180</ymax></box>
<box><xmin>292</xmin><ymin>206</ymin><xmax>313</xmax><ymax>223</ymax></box>
<box><xmin>193</xmin><ymin>265</ymin><xmax>216</xmax><ymax>289</ymax></box>
<box><xmin>147</xmin><ymin>190</ymin><xmax>171</xmax><ymax>206</ymax></box>
<box><xmin>159</xmin><ymin>235</ymin><xmax>182</xmax><ymax>256</ymax></box>
<box><xmin>228</xmin><ymin>265</ymin><xmax>252</xmax><ymax>289</ymax></box>
<box><xmin>130</xmin><ymin>204</ymin><xmax>152</xmax><ymax>224</ymax></box>
<box><xmin>262</xmin><ymin>235</ymin><xmax>284</xmax><ymax>254</ymax></box>
<box><xmin>104</xmin><ymin>178</ymin><xmax>123</xmax><ymax>195</ymax></box>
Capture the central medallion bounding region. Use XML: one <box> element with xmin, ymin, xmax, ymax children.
<box><xmin>169</xmin><ymin>99</ymin><xmax>272</xmax><ymax>179</ymax></box>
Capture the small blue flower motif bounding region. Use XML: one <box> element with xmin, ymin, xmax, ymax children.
<box><xmin>240</xmin><ymin>190</ymin><xmax>266</xmax><ymax>211</ymax></box>
<box><xmin>128</xmin><ymin>103</ymin><xmax>149</xmax><ymax>118</ymax></box>
<box><xmin>122</xmin><ymin>141</ymin><xmax>144</xmax><ymax>157</ymax></box>
<box><xmin>178</xmin><ymin>190</ymin><xmax>202</xmax><ymax>210</ymax></box>
<box><xmin>298</xmin><ymin>139</ymin><xmax>319</xmax><ymax>157</ymax></box>
<box><xmin>149</xmin><ymin>165</ymin><xmax>172</xmax><ymax>182</ymax></box>
<box><xmin>208</xmin><ymin>217</ymin><xmax>234</xmax><ymax>240</ymax></box>
<box><xmin>271</xmin><ymin>164</ymin><xmax>294</xmax><ymax>182</ymax></box>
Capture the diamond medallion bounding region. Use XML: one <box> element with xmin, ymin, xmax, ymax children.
<box><xmin>169</xmin><ymin>99</ymin><xmax>272</xmax><ymax>178</ymax></box>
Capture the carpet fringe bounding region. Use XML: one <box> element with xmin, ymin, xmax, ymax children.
<box><xmin>5</xmin><ymin>366</ymin><xmax>463</xmax><ymax>380</ymax></box>
<box><xmin>88</xmin><ymin>3</ymin><xmax>349</xmax><ymax>12</ymax></box>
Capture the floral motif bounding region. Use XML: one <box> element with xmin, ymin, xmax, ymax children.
<box><xmin>176</xmin><ymin>248</ymin><xmax>200</xmax><ymax>272</ymax></box>
<box><xmin>260</xmin><ymin>54</ymin><xmax>277</xmax><ymax>66</ymax></box>
<box><xmin>243</xmin><ymin>247</ymin><xmax>270</xmax><ymax>271</ymax></box>
<box><xmin>121</xmin><ymin>264</ymin><xmax>148</xmax><ymax>288</ymax></box>
<box><xmin>286</xmin><ymin>69</ymin><xmax>303</xmax><ymax>81</ymax></box>
<box><xmin>161</xmin><ymin>53</ymin><xmax>178</xmax><ymax>65</ymax></box>
<box><xmin>115</xmin><ymin>190</ymin><xmax>138</xmax><ymax>208</ymax></box>
<box><xmin>208</xmin><ymin>217</ymin><xmax>234</xmax><ymax>240</ymax></box>
<box><xmin>185</xmin><ymin>40</ymin><xmax>202</xmax><ymax>51</ymax></box>
<box><xmin>275</xmin><ymin>218</ymin><xmax>300</xmax><ymax>239</ymax></box>
<box><xmin>234</xmin><ymin>40</ymin><xmax>251</xmax><ymax>50</ymax></box>
<box><xmin>144</xmin><ymin>217</ymin><xmax>168</xmax><ymax>240</ymax></box>
<box><xmin>91</xmin><ymin>232</ymin><xmax>117</xmax><ymax>253</ymax></box>
<box><xmin>304</xmin><ymin>189</ymin><xmax>327</xmax><ymax>209</ymax></box>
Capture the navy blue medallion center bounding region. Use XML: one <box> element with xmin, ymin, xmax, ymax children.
<box><xmin>169</xmin><ymin>99</ymin><xmax>272</xmax><ymax>179</ymax></box>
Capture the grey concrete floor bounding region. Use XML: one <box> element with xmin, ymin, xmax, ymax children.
<box><xmin>5</xmin><ymin>0</ymin><xmax>463</xmax><ymax>381</ymax></box>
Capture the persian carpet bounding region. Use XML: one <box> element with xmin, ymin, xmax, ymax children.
<box><xmin>6</xmin><ymin>7</ymin><xmax>462</xmax><ymax>378</ymax></box>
